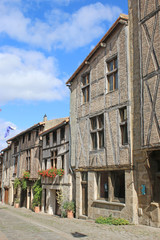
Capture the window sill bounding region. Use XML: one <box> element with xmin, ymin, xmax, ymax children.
<box><xmin>89</xmin><ymin>148</ymin><xmax>105</xmax><ymax>153</ymax></box>
<box><xmin>93</xmin><ymin>200</ymin><xmax>125</xmax><ymax>207</ymax></box>
<box><xmin>120</xmin><ymin>144</ymin><xmax>129</xmax><ymax>149</ymax></box>
<box><xmin>106</xmin><ymin>89</ymin><xmax>118</xmax><ymax>95</ymax></box>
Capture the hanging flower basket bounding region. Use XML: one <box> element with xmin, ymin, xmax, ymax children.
<box><xmin>23</xmin><ymin>171</ymin><xmax>30</xmax><ymax>179</ymax></box>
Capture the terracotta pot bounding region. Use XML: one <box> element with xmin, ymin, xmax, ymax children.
<box><xmin>15</xmin><ymin>203</ymin><xmax>19</xmax><ymax>208</ymax></box>
<box><xmin>34</xmin><ymin>206</ymin><xmax>40</xmax><ymax>213</ymax></box>
<box><xmin>67</xmin><ymin>210</ymin><xmax>74</xmax><ymax>219</ymax></box>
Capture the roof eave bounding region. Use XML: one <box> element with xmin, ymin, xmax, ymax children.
<box><xmin>66</xmin><ymin>14</ymin><xmax>128</xmax><ymax>85</ymax></box>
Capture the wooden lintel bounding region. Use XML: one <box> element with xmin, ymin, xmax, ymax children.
<box><xmin>75</xmin><ymin>165</ymin><xmax>134</xmax><ymax>172</ymax></box>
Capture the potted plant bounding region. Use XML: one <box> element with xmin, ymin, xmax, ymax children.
<box><xmin>32</xmin><ymin>179</ymin><xmax>42</xmax><ymax>213</ymax></box>
<box><xmin>14</xmin><ymin>198</ymin><xmax>20</xmax><ymax>208</ymax></box>
<box><xmin>63</xmin><ymin>201</ymin><xmax>75</xmax><ymax>218</ymax></box>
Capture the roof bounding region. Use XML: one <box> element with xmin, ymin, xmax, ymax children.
<box><xmin>40</xmin><ymin>117</ymin><xmax>69</xmax><ymax>136</ymax></box>
<box><xmin>66</xmin><ymin>14</ymin><xmax>128</xmax><ymax>85</ymax></box>
<box><xmin>7</xmin><ymin>122</ymin><xmax>45</xmax><ymax>142</ymax></box>
<box><xmin>0</xmin><ymin>145</ymin><xmax>11</xmax><ymax>153</ymax></box>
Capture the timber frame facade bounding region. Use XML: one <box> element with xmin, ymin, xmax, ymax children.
<box><xmin>67</xmin><ymin>14</ymin><xmax>137</xmax><ymax>222</ymax></box>
<box><xmin>1</xmin><ymin>116</ymin><xmax>67</xmax><ymax>209</ymax></box>
<box><xmin>129</xmin><ymin>0</ymin><xmax>160</xmax><ymax>227</ymax></box>
<box><xmin>40</xmin><ymin>117</ymin><xmax>74</xmax><ymax>215</ymax></box>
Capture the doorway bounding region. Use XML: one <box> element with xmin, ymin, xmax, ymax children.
<box><xmin>4</xmin><ymin>188</ymin><xmax>9</xmax><ymax>204</ymax></box>
<box><xmin>81</xmin><ymin>172</ymin><xmax>88</xmax><ymax>216</ymax></box>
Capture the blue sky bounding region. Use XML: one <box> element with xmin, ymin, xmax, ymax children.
<box><xmin>0</xmin><ymin>0</ymin><xmax>128</xmax><ymax>150</ymax></box>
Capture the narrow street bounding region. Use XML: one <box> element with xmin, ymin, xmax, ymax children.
<box><xmin>0</xmin><ymin>203</ymin><xmax>159</xmax><ymax>240</ymax></box>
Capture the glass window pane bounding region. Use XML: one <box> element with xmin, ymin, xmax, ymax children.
<box><xmin>114</xmin><ymin>58</ymin><xmax>118</xmax><ymax>69</ymax></box>
<box><xmin>97</xmin><ymin>172</ymin><xmax>108</xmax><ymax>199</ymax></box>
<box><xmin>108</xmin><ymin>75</ymin><xmax>113</xmax><ymax>91</ymax></box>
<box><xmin>113</xmin><ymin>171</ymin><xmax>125</xmax><ymax>201</ymax></box>
<box><xmin>91</xmin><ymin>117</ymin><xmax>97</xmax><ymax>130</ymax></box>
<box><xmin>108</xmin><ymin>61</ymin><xmax>113</xmax><ymax>71</ymax></box>
<box><xmin>99</xmin><ymin>131</ymin><xmax>104</xmax><ymax>148</ymax></box>
<box><xmin>98</xmin><ymin>115</ymin><xmax>104</xmax><ymax>129</ymax></box>
<box><xmin>91</xmin><ymin>133</ymin><xmax>97</xmax><ymax>149</ymax></box>
<box><xmin>115</xmin><ymin>72</ymin><xmax>118</xmax><ymax>89</ymax></box>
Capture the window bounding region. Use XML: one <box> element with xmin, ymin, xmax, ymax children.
<box><xmin>119</xmin><ymin>107</ymin><xmax>128</xmax><ymax>145</ymax></box>
<box><xmin>44</xmin><ymin>159</ymin><xmax>47</xmax><ymax>170</ymax></box>
<box><xmin>82</xmin><ymin>73</ymin><xmax>90</xmax><ymax>103</ymax></box>
<box><xmin>97</xmin><ymin>171</ymin><xmax>125</xmax><ymax>203</ymax></box>
<box><xmin>97</xmin><ymin>172</ymin><xmax>108</xmax><ymax>199</ymax></box>
<box><xmin>26</xmin><ymin>150</ymin><xmax>31</xmax><ymax>171</ymax></box>
<box><xmin>107</xmin><ymin>57</ymin><xmax>118</xmax><ymax>91</ymax></box>
<box><xmin>53</xmin><ymin>131</ymin><xmax>57</xmax><ymax>143</ymax></box>
<box><xmin>28</xmin><ymin>132</ymin><xmax>31</xmax><ymax>141</ymax></box>
<box><xmin>22</xmin><ymin>135</ymin><xmax>25</xmax><ymax>143</ymax></box>
<box><xmin>90</xmin><ymin>114</ymin><xmax>104</xmax><ymax>150</ymax></box>
<box><xmin>46</xmin><ymin>133</ymin><xmax>50</xmax><ymax>146</ymax></box>
<box><xmin>36</xmin><ymin>130</ymin><xmax>39</xmax><ymax>138</ymax></box>
<box><xmin>51</xmin><ymin>150</ymin><xmax>57</xmax><ymax>168</ymax></box>
<box><xmin>14</xmin><ymin>141</ymin><xmax>19</xmax><ymax>154</ymax></box>
<box><xmin>61</xmin><ymin>155</ymin><xmax>64</xmax><ymax>169</ymax></box>
<box><xmin>14</xmin><ymin>156</ymin><xmax>18</xmax><ymax>175</ymax></box>
<box><xmin>60</xmin><ymin>127</ymin><xmax>65</xmax><ymax>141</ymax></box>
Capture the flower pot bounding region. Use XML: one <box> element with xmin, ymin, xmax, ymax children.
<box><xmin>34</xmin><ymin>206</ymin><xmax>40</xmax><ymax>213</ymax></box>
<box><xmin>14</xmin><ymin>203</ymin><xmax>19</xmax><ymax>208</ymax></box>
<box><xmin>67</xmin><ymin>210</ymin><xmax>74</xmax><ymax>219</ymax></box>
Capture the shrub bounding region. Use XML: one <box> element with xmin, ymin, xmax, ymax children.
<box><xmin>95</xmin><ymin>215</ymin><xmax>129</xmax><ymax>225</ymax></box>
<box><xmin>32</xmin><ymin>179</ymin><xmax>42</xmax><ymax>209</ymax></box>
<box><xmin>13</xmin><ymin>178</ymin><xmax>21</xmax><ymax>189</ymax></box>
<box><xmin>63</xmin><ymin>201</ymin><xmax>75</xmax><ymax>213</ymax></box>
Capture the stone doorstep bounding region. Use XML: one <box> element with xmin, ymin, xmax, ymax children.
<box><xmin>78</xmin><ymin>215</ymin><xmax>88</xmax><ymax>220</ymax></box>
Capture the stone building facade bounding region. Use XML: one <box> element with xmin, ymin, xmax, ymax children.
<box><xmin>67</xmin><ymin>14</ymin><xmax>137</xmax><ymax>222</ymax></box>
<box><xmin>129</xmin><ymin>0</ymin><xmax>160</xmax><ymax>227</ymax></box>
<box><xmin>40</xmin><ymin>118</ymin><xmax>73</xmax><ymax>215</ymax></box>
<box><xmin>1</xmin><ymin>116</ymin><xmax>66</xmax><ymax>209</ymax></box>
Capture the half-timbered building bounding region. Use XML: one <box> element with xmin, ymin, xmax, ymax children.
<box><xmin>129</xmin><ymin>0</ymin><xmax>160</xmax><ymax>227</ymax></box>
<box><xmin>40</xmin><ymin>117</ymin><xmax>73</xmax><ymax>215</ymax></box>
<box><xmin>1</xmin><ymin>116</ymin><xmax>66</xmax><ymax>209</ymax></box>
<box><xmin>67</xmin><ymin>14</ymin><xmax>137</xmax><ymax>222</ymax></box>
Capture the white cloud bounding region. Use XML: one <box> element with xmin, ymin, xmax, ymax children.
<box><xmin>0</xmin><ymin>119</ymin><xmax>21</xmax><ymax>150</ymax></box>
<box><xmin>0</xmin><ymin>2</ymin><xmax>122</xmax><ymax>50</ymax></box>
<box><xmin>0</xmin><ymin>47</ymin><xmax>68</xmax><ymax>104</ymax></box>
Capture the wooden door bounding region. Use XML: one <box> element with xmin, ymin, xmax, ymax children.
<box><xmin>4</xmin><ymin>188</ymin><xmax>9</xmax><ymax>204</ymax></box>
<box><xmin>20</xmin><ymin>189</ymin><xmax>27</xmax><ymax>208</ymax></box>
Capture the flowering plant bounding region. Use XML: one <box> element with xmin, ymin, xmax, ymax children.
<box><xmin>38</xmin><ymin>168</ymin><xmax>64</xmax><ymax>178</ymax></box>
<box><xmin>23</xmin><ymin>171</ymin><xmax>30</xmax><ymax>179</ymax></box>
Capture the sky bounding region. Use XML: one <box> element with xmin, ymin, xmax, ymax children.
<box><xmin>0</xmin><ymin>0</ymin><xmax>128</xmax><ymax>150</ymax></box>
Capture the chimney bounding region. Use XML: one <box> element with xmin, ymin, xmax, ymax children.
<box><xmin>43</xmin><ymin>114</ymin><xmax>47</xmax><ymax>122</ymax></box>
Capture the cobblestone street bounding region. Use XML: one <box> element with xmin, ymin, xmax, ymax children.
<box><xmin>0</xmin><ymin>203</ymin><xmax>159</xmax><ymax>240</ymax></box>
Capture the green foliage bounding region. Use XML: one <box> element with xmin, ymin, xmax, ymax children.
<box><xmin>32</xmin><ymin>179</ymin><xmax>42</xmax><ymax>209</ymax></box>
<box><xmin>14</xmin><ymin>198</ymin><xmax>20</xmax><ymax>203</ymax></box>
<box><xmin>23</xmin><ymin>171</ymin><xmax>30</xmax><ymax>179</ymax></box>
<box><xmin>56</xmin><ymin>189</ymin><xmax>63</xmax><ymax>209</ymax></box>
<box><xmin>63</xmin><ymin>201</ymin><xmax>75</xmax><ymax>213</ymax></box>
<box><xmin>13</xmin><ymin>178</ymin><xmax>21</xmax><ymax>189</ymax></box>
<box><xmin>95</xmin><ymin>215</ymin><xmax>129</xmax><ymax>225</ymax></box>
<box><xmin>21</xmin><ymin>178</ymin><xmax>27</xmax><ymax>190</ymax></box>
